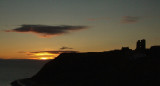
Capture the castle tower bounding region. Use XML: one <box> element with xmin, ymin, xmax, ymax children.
<box><xmin>136</xmin><ymin>39</ymin><xmax>146</xmax><ymax>51</ymax></box>
<box><xmin>141</xmin><ymin>39</ymin><xmax>146</xmax><ymax>50</ymax></box>
<box><xmin>136</xmin><ymin>40</ymin><xmax>141</xmax><ymax>49</ymax></box>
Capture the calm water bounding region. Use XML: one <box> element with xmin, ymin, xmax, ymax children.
<box><xmin>0</xmin><ymin>59</ymin><xmax>50</xmax><ymax>86</ymax></box>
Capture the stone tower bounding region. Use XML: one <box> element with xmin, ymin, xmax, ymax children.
<box><xmin>136</xmin><ymin>39</ymin><xmax>146</xmax><ymax>51</ymax></box>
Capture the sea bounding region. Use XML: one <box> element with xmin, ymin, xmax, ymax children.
<box><xmin>0</xmin><ymin>59</ymin><xmax>50</xmax><ymax>86</ymax></box>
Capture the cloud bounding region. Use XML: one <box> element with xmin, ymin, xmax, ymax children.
<box><xmin>31</xmin><ymin>50</ymin><xmax>78</xmax><ymax>54</ymax></box>
<box><xmin>60</xmin><ymin>46</ymin><xmax>73</xmax><ymax>50</ymax></box>
<box><xmin>121</xmin><ymin>16</ymin><xmax>140</xmax><ymax>23</ymax></box>
<box><xmin>5</xmin><ymin>25</ymin><xmax>88</xmax><ymax>38</ymax></box>
<box><xmin>20</xmin><ymin>50</ymin><xmax>78</xmax><ymax>56</ymax></box>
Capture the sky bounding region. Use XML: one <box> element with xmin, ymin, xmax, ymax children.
<box><xmin>0</xmin><ymin>0</ymin><xmax>160</xmax><ymax>59</ymax></box>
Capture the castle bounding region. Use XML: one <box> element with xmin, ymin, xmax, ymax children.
<box><xmin>121</xmin><ymin>39</ymin><xmax>146</xmax><ymax>52</ymax></box>
<box><xmin>120</xmin><ymin>39</ymin><xmax>160</xmax><ymax>58</ymax></box>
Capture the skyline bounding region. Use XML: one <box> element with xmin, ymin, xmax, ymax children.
<box><xmin>0</xmin><ymin>0</ymin><xmax>160</xmax><ymax>59</ymax></box>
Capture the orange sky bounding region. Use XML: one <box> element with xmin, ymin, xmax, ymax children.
<box><xmin>0</xmin><ymin>0</ymin><xmax>160</xmax><ymax>59</ymax></box>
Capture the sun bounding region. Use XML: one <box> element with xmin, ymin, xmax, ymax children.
<box><xmin>39</xmin><ymin>57</ymin><xmax>53</xmax><ymax>60</ymax></box>
<box><xmin>40</xmin><ymin>57</ymin><xmax>48</xmax><ymax>60</ymax></box>
<box><xmin>28</xmin><ymin>52</ymin><xmax>60</xmax><ymax>60</ymax></box>
<box><xmin>34</xmin><ymin>52</ymin><xmax>54</xmax><ymax>56</ymax></box>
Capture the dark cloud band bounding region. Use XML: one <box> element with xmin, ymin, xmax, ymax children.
<box><xmin>5</xmin><ymin>25</ymin><xmax>88</xmax><ymax>38</ymax></box>
<box><xmin>27</xmin><ymin>50</ymin><xmax>78</xmax><ymax>55</ymax></box>
<box><xmin>60</xmin><ymin>46</ymin><xmax>73</xmax><ymax>50</ymax></box>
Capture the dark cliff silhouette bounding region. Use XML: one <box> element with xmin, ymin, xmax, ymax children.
<box><xmin>11</xmin><ymin>39</ymin><xmax>160</xmax><ymax>86</ymax></box>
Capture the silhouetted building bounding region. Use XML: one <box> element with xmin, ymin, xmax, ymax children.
<box><xmin>136</xmin><ymin>39</ymin><xmax>146</xmax><ymax>51</ymax></box>
<box><xmin>121</xmin><ymin>47</ymin><xmax>130</xmax><ymax>51</ymax></box>
<box><xmin>121</xmin><ymin>47</ymin><xmax>132</xmax><ymax>57</ymax></box>
<box><xmin>133</xmin><ymin>39</ymin><xmax>147</xmax><ymax>58</ymax></box>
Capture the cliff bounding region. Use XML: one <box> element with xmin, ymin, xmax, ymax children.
<box><xmin>11</xmin><ymin>47</ymin><xmax>160</xmax><ymax>86</ymax></box>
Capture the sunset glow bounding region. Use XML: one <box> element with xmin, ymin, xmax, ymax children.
<box><xmin>28</xmin><ymin>52</ymin><xmax>60</xmax><ymax>60</ymax></box>
<box><xmin>34</xmin><ymin>52</ymin><xmax>55</xmax><ymax>56</ymax></box>
<box><xmin>0</xmin><ymin>0</ymin><xmax>159</xmax><ymax>59</ymax></box>
<box><xmin>29</xmin><ymin>56</ymin><xmax>57</xmax><ymax>60</ymax></box>
<box><xmin>39</xmin><ymin>57</ymin><xmax>53</xmax><ymax>60</ymax></box>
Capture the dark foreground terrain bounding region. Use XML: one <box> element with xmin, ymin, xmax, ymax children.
<box><xmin>11</xmin><ymin>46</ymin><xmax>160</xmax><ymax>86</ymax></box>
